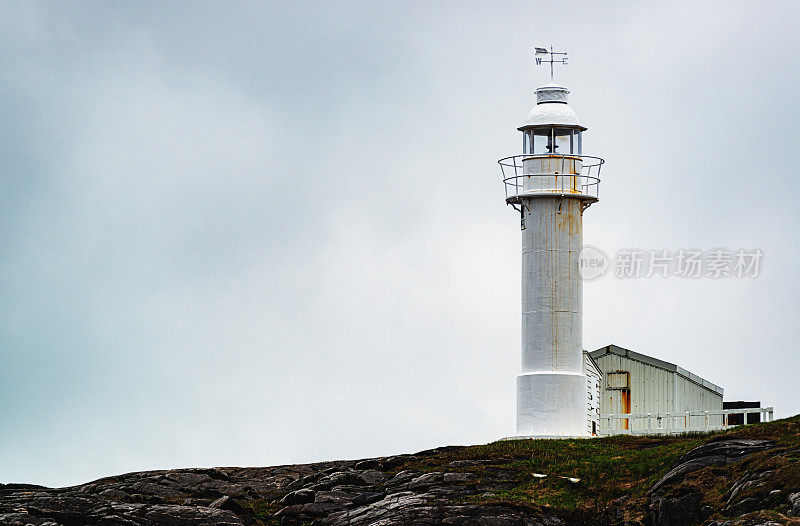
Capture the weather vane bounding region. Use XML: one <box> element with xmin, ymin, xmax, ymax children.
<box><xmin>534</xmin><ymin>46</ymin><xmax>567</xmax><ymax>80</ymax></box>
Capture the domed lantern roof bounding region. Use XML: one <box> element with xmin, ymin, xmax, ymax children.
<box><xmin>518</xmin><ymin>82</ymin><xmax>587</xmax><ymax>131</ymax></box>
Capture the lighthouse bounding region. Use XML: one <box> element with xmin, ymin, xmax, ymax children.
<box><xmin>498</xmin><ymin>48</ymin><xmax>604</xmax><ymax>437</ymax></box>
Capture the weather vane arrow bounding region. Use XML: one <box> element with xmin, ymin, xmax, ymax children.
<box><xmin>534</xmin><ymin>45</ymin><xmax>568</xmax><ymax>80</ymax></box>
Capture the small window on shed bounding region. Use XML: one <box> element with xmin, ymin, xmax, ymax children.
<box><xmin>607</xmin><ymin>371</ymin><xmax>630</xmax><ymax>390</ymax></box>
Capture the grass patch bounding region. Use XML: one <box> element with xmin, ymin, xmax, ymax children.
<box><xmin>237</xmin><ymin>415</ymin><xmax>800</xmax><ymax>523</ymax></box>
<box><xmin>470</xmin><ymin>436</ymin><xmax>703</xmax><ymax>511</ymax></box>
<box><xmin>388</xmin><ymin>418</ymin><xmax>800</xmax><ymax>515</ymax></box>
<box><xmin>240</xmin><ymin>498</ymin><xmax>284</xmax><ymax>525</ymax></box>
<box><xmin>389</xmin><ymin>434</ymin><xmax>706</xmax><ymax>514</ymax></box>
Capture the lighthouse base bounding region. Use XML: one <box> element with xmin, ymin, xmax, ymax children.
<box><xmin>516</xmin><ymin>372</ymin><xmax>588</xmax><ymax>438</ymax></box>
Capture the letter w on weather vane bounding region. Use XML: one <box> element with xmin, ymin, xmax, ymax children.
<box><xmin>534</xmin><ymin>46</ymin><xmax>568</xmax><ymax>80</ymax></box>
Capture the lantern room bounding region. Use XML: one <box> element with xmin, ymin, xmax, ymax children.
<box><xmin>519</xmin><ymin>83</ymin><xmax>587</xmax><ymax>156</ymax></box>
<box><xmin>498</xmin><ymin>79</ymin><xmax>602</xmax><ymax>208</ymax></box>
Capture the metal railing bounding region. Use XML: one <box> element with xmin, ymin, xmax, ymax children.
<box><xmin>498</xmin><ymin>154</ymin><xmax>604</xmax><ymax>202</ymax></box>
<box><xmin>598</xmin><ymin>407</ymin><xmax>774</xmax><ymax>436</ymax></box>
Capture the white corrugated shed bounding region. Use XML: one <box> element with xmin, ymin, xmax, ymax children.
<box><xmin>588</xmin><ymin>345</ymin><xmax>723</xmax><ymax>433</ymax></box>
<box><xmin>583</xmin><ymin>351</ymin><xmax>601</xmax><ymax>436</ymax></box>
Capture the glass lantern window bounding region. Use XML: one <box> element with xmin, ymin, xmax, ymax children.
<box><xmin>533</xmin><ymin>129</ymin><xmax>551</xmax><ymax>153</ymax></box>
<box><xmin>525</xmin><ymin>127</ymin><xmax>582</xmax><ymax>154</ymax></box>
<box><xmin>554</xmin><ymin>128</ymin><xmax>572</xmax><ymax>154</ymax></box>
<box><xmin>522</xmin><ymin>130</ymin><xmax>532</xmax><ymax>154</ymax></box>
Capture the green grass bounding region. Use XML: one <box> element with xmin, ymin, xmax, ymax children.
<box><xmin>240</xmin><ymin>497</ymin><xmax>284</xmax><ymax>525</ymax></box>
<box><xmin>389</xmin><ymin>416</ymin><xmax>800</xmax><ymax>521</ymax></box>
<box><xmin>241</xmin><ymin>416</ymin><xmax>800</xmax><ymax>524</ymax></box>
<box><xmin>402</xmin><ymin>434</ymin><xmax>705</xmax><ymax>512</ymax></box>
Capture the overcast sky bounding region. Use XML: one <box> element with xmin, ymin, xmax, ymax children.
<box><xmin>2</xmin><ymin>1</ymin><xmax>799</xmax><ymax>488</ymax></box>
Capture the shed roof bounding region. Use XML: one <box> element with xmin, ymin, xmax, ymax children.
<box><xmin>588</xmin><ymin>344</ymin><xmax>724</xmax><ymax>397</ymax></box>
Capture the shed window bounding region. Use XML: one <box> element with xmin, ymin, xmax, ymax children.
<box><xmin>607</xmin><ymin>371</ymin><xmax>630</xmax><ymax>389</ymax></box>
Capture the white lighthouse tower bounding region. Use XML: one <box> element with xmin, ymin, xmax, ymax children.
<box><xmin>498</xmin><ymin>48</ymin><xmax>604</xmax><ymax>437</ymax></box>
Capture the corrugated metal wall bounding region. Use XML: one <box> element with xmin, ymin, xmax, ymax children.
<box><xmin>594</xmin><ymin>352</ymin><xmax>722</xmax><ymax>431</ymax></box>
<box><xmin>675</xmin><ymin>373</ymin><xmax>723</xmax><ymax>428</ymax></box>
<box><xmin>595</xmin><ymin>352</ymin><xmax>675</xmax><ymax>414</ymax></box>
<box><xmin>584</xmin><ymin>352</ymin><xmax>601</xmax><ymax>435</ymax></box>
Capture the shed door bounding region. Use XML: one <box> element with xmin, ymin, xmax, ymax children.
<box><xmin>607</xmin><ymin>371</ymin><xmax>631</xmax><ymax>430</ymax></box>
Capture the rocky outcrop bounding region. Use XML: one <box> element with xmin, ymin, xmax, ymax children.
<box><xmin>0</xmin><ymin>449</ymin><xmax>563</xmax><ymax>526</ymax></box>
<box><xmin>648</xmin><ymin>439</ymin><xmax>774</xmax><ymax>495</ymax></box>
<box><xmin>2</xmin><ymin>426</ymin><xmax>800</xmax><ymax>526</ymax></box>
<box><xmin>646</xmin><ymin>439</ymin><xmax>776</xmax><ymax>526</ymax></box>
